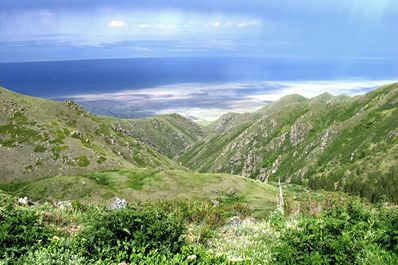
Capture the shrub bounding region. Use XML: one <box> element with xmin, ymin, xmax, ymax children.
<box><xmin>34</xmin><ymin>145</ymin><xmax>47</xmax><ymax>152</ymax></box>
<box><xmin>0</xmin><ymin>206</ymin><xmax>53</xmax><ymax>259</ymax></box>
<box><xmin>73</xmin><ymin>205</ymin><xmax>186</xmax><ymax>261</ymax></box>
<box><xmin>271</xmin><ymin>200</ymin><xmax>398</xmax><ymax>264</ymax></box>
<box><xmin>10</xmin><ymin>238</ymin><xmax>86</xmax><ymax>265</ymax></box>
<box><xmin>75</xmin><ymin>156</ymin><xmax>90</xmax><ymax>167</ymax></box>
<box><xmin>96</xmin><ymin>156</ymin><xmax>107</xmax><ymax>164</ymax></box>
<box><xmin>85</xmin><ymin>173</ymin><xmax>110</xmax><ymax>185</ymax></box>
<box><xmin>158</xmin><ymin>200</ymin><xmax>251</xmax><ymax>228</ymax></box>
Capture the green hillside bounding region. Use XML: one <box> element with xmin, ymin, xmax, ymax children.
<box><xmin>1</xmin><ymin>168</ymin><xmax>282</xmax><ymax>215</ymax></box>
<box><xmin>206</xmin><ymin>112</ymin><xmax>254</xmax><ymax>136</ymax></box>
<box><xmin>0</xmin><ymin>86</ymin><xmax>179</xmax><ymax>183</ymax></box>
<box><xmin>125</xmin><ymin>114</ymin><xmax>207</xmax><ymax>159</ymax></box>
<box><xmin>180</xmin><ymin>83</ymin><xmax>398</xmax><ymax>203</ymax></box>
<box><xmin>0</xmin><ymin>86</ymin><xmax>283</xmax><ymax>215</ymax></box>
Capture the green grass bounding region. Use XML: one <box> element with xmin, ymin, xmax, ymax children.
<box><xmin>126</xmin><ymin>169</ymin><xmax>160</xmax><ymax>190</ymax></box>
<box><xmin>0</xmin><ymin>168</ymin><xmax>281</xmax><ymax>215</ymax></box>
<box><xmin>75</xmin><ymin>156</ymin><xmax>90</xmax><ymax>167</ymax></box>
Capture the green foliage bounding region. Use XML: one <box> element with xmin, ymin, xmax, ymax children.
<box><xmin>75</xmin><ymin>155</ymin><xmax>90</xmax><ymax>167</ymax></box>
<box><xmin>158</xmin><ymin>200</ymin><xmax>251</xmax><ymax>229</ymax></box>
<box><xmin>34</xmin><ymin>145</ymin><xmax>47</xmax><ymax>152</ymax></box>
<box><xmin>10</xmin><ymin>238</ymin><xmax>87</xmax><ymax>265</ymax></box>
<box><xmin>0</xmin><ymin>206</ymin><xmax>53</xmax><ymax>259</ymax></box>
<box><xmin>10</xmin><ymin>111</ymin><xmax>28</xmax><ymax>123</ymax></box>
<box><xmin>0</xmin><ymin>123</ymin><xmax>42</xmax><ymax>147</ymax></box>
<box><xmin>96</xmin><ymin>156</ymin><xmax>107</xmax><ymax>164</ymax></box>
<box><xmin>271</xmin><ymin>200</ymin><xmax>398</xmax><ymax>264</ymax></box>
<box><xmin>73</xmin><ymin>205</ymin><xmax>186</xmax><ymax>261</ymax></box>
<box><xmin>0</xmin><ymin>182</ymin><xmax>26</xmax><ymax>192</ymax></box>
<box><xmin>127</xmin><ymin>169</ymin><xmax>159</xmax><ymax>190</ymax></box>
<box><xmin>66</xmin><ymin>120</ymin><xmax>78</xmax><ymax>128</ymax></box>
<box><xmin>84</xmin><ymin>172</ymin><xmax>110</xmax><ymax>186</ymax></box>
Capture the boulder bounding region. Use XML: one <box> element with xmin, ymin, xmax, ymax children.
<box><xmin>228</xmin><ymin>216</ymin><xmax>242</xmax><ymax>226</ymax></box>
<box><xmin>18</xmin><ymin>196</ymin><xmax>29</xmax><ymax>205</ymax></box>
<box><xmin>227</xmin><ymin>188</ymin><xmax>236</xmax><ymax>196</ymax></box>
<box><xmin>55</xmin><ymin>201</ymin><xmax>72</xmax><ymax>210</ymax></box>
<box><xmin>211</xmin><ymin>199</ymin><xmax>220</xmax><ymax>206</ymax></box>
<box><xmin>109</xmin><ymin>197</ymin><xmax>128</xmax><ymax>210</ymax></box>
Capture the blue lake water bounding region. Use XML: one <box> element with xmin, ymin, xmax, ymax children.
<box><xmin>1</xmin><ymin>57</ymin><xmax>397</xmax><ymax>98</ymax></box>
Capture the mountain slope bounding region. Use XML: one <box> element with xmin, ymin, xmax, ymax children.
<box><xmin>206</xmin><ymin>112</ymin><xmax>254</xmax><ymax>136</ymax></box>
<box><xmin>0</xmin><ymin>87</ymin><xmax>179</xmax><ymax>183</ymax></box>
<box><xmin>180</xmin><ymin>83</ymin><xmax>398</xmax><ymax>203</ymax></box>
<box><xmin>125</xmin><ymin>114</ymin><xmax>207</xmax><ymax>159</ymax></box>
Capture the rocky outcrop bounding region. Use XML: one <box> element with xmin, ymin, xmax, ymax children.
<box><xmin>290</xmin><ymin>120</ymin><xmax>313</xmax><ymax>147</ymax></box>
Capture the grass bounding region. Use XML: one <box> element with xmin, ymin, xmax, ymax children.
<box><xmin>1</xmin><ymin>167</ymin><xmax>350</xmax><ymax>219</ymax></box>
<box><xmin>0</xmin><ymin>168</ymin><xmax>282</xmax><ymax>216</ymax></box>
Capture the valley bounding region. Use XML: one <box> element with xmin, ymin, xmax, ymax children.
<box><xmin>0</xmin><ymin>83</ymin><xmax>397</xmax><ymax>264</ymax></box>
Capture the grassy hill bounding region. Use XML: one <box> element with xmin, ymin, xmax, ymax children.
<box><xmin>0</xmin><ymin>86</ymin><xmax>179</xmax><ymax>183</ymax></box>
<box><xmin>180</xmin><ymin>83</ymin><xmax>398</xmax><ymax>203</ymax></box>
<box><xmin>0</xmin><ymin>168</ymin><xmax>283</xmax><ymax>215</ymax></box>
<box><xmin>0</xmin><ymin>86</ymin><xmax>284</xmax><ymax>216</ymax></box>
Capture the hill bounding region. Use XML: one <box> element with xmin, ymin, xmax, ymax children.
<box><xmin>0</xmin><ymin>86</ymin><xmax>283</xmax><ymax>215</ymax></box>
<box><xmin>0</xmin><ymin>168</ymin><xmax>282</xmax><ymax>215</ymax></box>
<box><xmin>0</xmin><ymin>86</ymin><xmax>179</xmax><ymax>183</ymax></box>
<box><xmin>180</xmin><ymin>83</ymin><xmax>398</xmax><ymax>203</ymax></box>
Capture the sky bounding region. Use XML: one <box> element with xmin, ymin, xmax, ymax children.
<box><xmin>0</xmin><ymin>1</ymin><xmax>397</xmax><ymax>120</ymax></box>
<box><xmin>1</xmin><ymin>0</ymin><xmax>398</xmax><ymax>62</ymax></box>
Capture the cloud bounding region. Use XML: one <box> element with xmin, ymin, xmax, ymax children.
<box><xmin>68</xmin><ymin>79</ymin><xmax>396</xmax><ymax>121</ymax></box>
<box><xmin>108</xmin><ymin>20</ymin><xmax>128</xmax><ymax>27</ymax></box>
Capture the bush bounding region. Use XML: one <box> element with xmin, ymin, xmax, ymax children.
<box><xmin>75</xmin><ymin>156</ymin><xmax>90</xmax><ymax>167</ymax></box>
<box><xmin>85</xmin><ymin>173</ymin><xmax>110</xmax><ymax>186</ymax></box>
<box><xmin>73</xmin><ymin>205</ymin><xmax>186</xmax><ymax>261</ymax></box>
<box><xmin>0</xmin><ymin>206</ymin><xmax>53</xmax><ymax>259</ymax></box>
<box><xmin>158</xmin><ymin>200</ymin><xmax>251</xmax><ymax>228</ymax></box>
<box><xmin>33</xmin><ymin>145</ymin><xmax>47</xmax><ymax>152</ymax></box>
<box><xmin>271</xmin><ymin>200</ymin><xmax>398</xmax><ymax>264</ymax></box>
<box><xmin>10</xmin><ymin>238</ymin><xmax>86</xmax><ymax>265</ymax></box>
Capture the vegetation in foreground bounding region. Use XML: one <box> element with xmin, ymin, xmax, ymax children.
<box><xmin>1</xmin><ymin>190</ymin><xmax>397</xmax><ymax>264</ymax></box>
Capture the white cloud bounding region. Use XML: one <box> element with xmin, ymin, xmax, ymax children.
<box><xmin>108</xmin><ymin>20</ymin><xmax>128</xmax><ymax>27</ymax></box>
<box><xmin>237</xmin><ymin>20</ymin><xmax>263</xmax><ymax>28</ymax></box>
<box><xmin>245</xmin><ymin>80</ymin><xmax>395</xmax><ymax>102</ymax></box>
<box><xmin>69</xmin><ymin>80</ymin><xmax>397</xmax><ymax>121</ymax></box>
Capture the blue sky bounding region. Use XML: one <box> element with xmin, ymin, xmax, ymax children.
<box><xmin>1</xmin><ymin>1</ymin><xmax>397</xmax><ymax>120</ymax></box>
<box><xmin>1</xmin><ymin>0</ymin><xmax>397</xmax><ymax>62</ymax></box>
